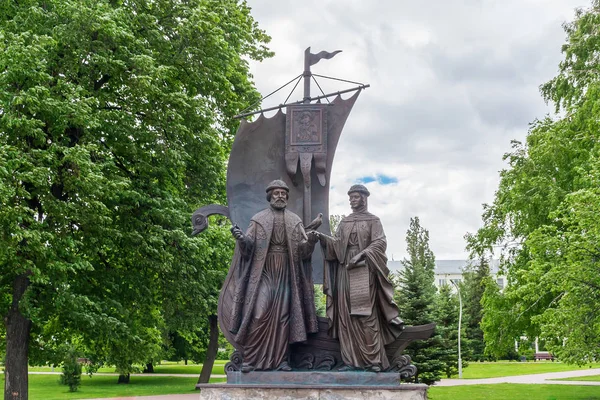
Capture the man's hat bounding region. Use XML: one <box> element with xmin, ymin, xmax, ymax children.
<box><xmin>266</xmin><ymin>179</ymin><xmax>290</xmax><ymax>192</ymax></box>
<box><xmin>347</xmin><ymin>184</ymin><xmax>370</xmax><ymax>197</ymax></box>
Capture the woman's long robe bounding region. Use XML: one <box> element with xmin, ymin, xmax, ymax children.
<box><xmin>321</xmin><ymin>211</ymin><xmax>402</xmax><ymax>369</ymax></box>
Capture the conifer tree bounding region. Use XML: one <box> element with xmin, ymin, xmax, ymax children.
<box><xmin>433</xmin><ymin>283</ymin><xmax>462</xmax><ymax>378</ymax></box>
<box><xmin>395</xmin><ymin>217</ymin><xmax>444</xmax><ymax>385</ymax></box>
<box><xmin>461</xmin><ymin>257</ymin><xmax>491</xmax><ymax>361</ymax></box>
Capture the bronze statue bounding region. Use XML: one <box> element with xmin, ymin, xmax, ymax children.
<box><xmin>194</xmin><ymin>49</ymin><xmax>436</xmax><ymax>388</ymax></box>
<box><xmin>317</xmin><ymin>184</ymin><xmax>404</xmax><ymax>372</ymax></box>
<box><xmin>227</xmin><ymin>180</ymin><xmax>320</xmax><ymax>372</ymax></box>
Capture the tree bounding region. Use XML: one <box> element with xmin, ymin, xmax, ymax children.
<box><xmin>59</xmin><ymin>346</ymin><xmax>82</xmax><ymax>392</ymax></box>
<box><xmin>316</xmin><ymin>214</ymin><xmax>345</xmax><ymax>318</ymax></box>
<box><xmin>313</xmin><ymin>285</ymin><xmax>327</xmax><ymax>317</ymax></box>
<box><xmin>0</xmin><ymin>1</ymin><xmax>271</xmax><ymax>397</ymax></box>
<box><xmin>460</xmin><ymin>257</ymin><xmax>491</xmax><ymax>361</ymax></box>
<box><xmin>432</xmin><ymin>283</ymin><xmax>461</xmax><ymax>378</ymax></box>
<box><xmin>329</xmin><ymin>214</ymin><xmax>345</xmax><ymax>234</ymax></box>
<box><xmin>467</xmin><ymin>0</ymin><xmax>600</xmax><ymax>363</ymax></box>
<box><xmin>158</xmin><ymin>224</ymin><xmax>234</xmax><ymax>384</ymax></box>
<box><xmin>395</xmin><ymin>217</ymin><xmax>444</xmax><ymax>385</ymax></box>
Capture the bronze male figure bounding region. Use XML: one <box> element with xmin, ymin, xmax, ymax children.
<box><xmin>228</xmin><ymin>180</ymin><xmax>320</xmax><ymax>372</ymax></box>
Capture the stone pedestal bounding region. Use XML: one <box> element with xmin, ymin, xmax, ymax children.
<box><xmin>197</xmin><ymin>384</ymin><xmax>427</xmax><ymax>400</ymax></box>
<box><xmin>227</xmin><ymin>371</ymin><xmax>403</xmax><ymax>386</ymax></box>
<box><xmin>196</xmin><ymin>371</ymin><xmax>428</xmax><ymax>399</ymax></box>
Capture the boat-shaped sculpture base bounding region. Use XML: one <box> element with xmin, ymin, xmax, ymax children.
<box><xmin>224</xmin><ymin>317</ymin><xmax>436</xmax><ymax>381</ymax></box>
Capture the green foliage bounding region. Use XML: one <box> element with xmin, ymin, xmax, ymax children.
<box><xmin>541</xmin><ymin>0</ymin><xmax>600</xmax><ymax>112</ymax></box>
<box><xmin>0</xmin><ymin>0</ymin><xmax>271</xmax><ymax>383</ymax></box>
<box><xmin>460</xmin><ymin>258</ymin><xmax>492</xmax><ymax>361</ymax></box>
<box><xmin>432</xmin><ymin>284</ymin><xmax>463</xmax><ymax>378</ymax></box>
<box><xmin>516</xmin><ymin>338</ymin><xmax>535</xmax><ymax>361</ymax></box>
<box><xmin>395</xmin><ymin>217</ymin><xmax>444</xmax><ymax>385</ymax></box>
<box><xmin>59</xmin><ymin>348</ymin><xmax>82</xmax><ymax>392</ymax></box>
<box><xmin>313</xmin><ymin>284</ymin><xmax>326</xmax><ymax>317</ymax></box>
<box><xmin>468</xmin><ymin>1</ymin><xmax>600</xmax><ymax>364</ymax></box>
<box><xmin>478</xmin><ymin>278</ymin><xmax>516</xmax><ymax>359</ymax></box>
<box><xmin>328</xmin><ymin>214</ymin><xmax>345</xmax><ymax>234</ymax></box>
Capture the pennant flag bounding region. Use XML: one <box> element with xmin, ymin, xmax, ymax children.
<box><xmin>308</xmin><ymin>49</ymin><xmax>342</xmax><ymax>66</ymax></box>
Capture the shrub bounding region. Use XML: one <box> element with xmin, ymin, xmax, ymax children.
<box><xmin>60</xmin><ymin>350</ymin><xmax>82</xmax><ymax>392</ymax></box>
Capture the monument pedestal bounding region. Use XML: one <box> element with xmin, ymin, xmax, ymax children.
<box><xmin>197</xmin><ymin>384</ymin><xmax>427</xmax><ymax>400</ymax></box>
<box><xmin>196</xmin><ymin>371</ymin><xmax>428</xmax><ymax>400</ymax></box>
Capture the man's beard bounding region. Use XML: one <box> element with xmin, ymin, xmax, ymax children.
<box><xmin>271</xmin><ymin>198</ymin><xmax>287</xmax><ymax>210</ymax></box>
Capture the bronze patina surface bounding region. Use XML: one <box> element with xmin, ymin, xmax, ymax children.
<box><xmin>220</xmin><ymin>180</ymin><xmax>320</xmax><ymax>372</ymax></box>
<box><xmin>317</xmin><ymin>185</ymin><xmax>406</xmax><ymax>372</ymax></box>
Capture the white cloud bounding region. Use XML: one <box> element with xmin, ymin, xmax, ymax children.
<box><xmin>245</xmin><ymin>0</ymin><xmax>587</xmax><ymax>259</ymax></box>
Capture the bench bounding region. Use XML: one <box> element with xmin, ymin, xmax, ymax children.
<box><xmin>534</xmin><ymin>353</ymin><xmax>554</xmax><ymax>361</ymax></box>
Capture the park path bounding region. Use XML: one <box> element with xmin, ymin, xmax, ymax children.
<box><xmin>435</xmin><ymin>367</ymin><xmax>600</xmax><ymax>386</ymax></box>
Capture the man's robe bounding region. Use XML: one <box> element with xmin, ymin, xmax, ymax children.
<box><xmin>219</xmin><ymin>208</ymin><xmax>318</xmax><ymax>370</ymax></box>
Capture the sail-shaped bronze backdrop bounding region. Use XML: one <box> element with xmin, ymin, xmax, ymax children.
<box><xmin>219</xmin><ymin>92</ymin><xmax>360</xmax><ymax>350</ymax></box>
<box><xmin>226</xmin><ymin>91</ymin><xmax>361</xmax><ymax>282</ymax></box>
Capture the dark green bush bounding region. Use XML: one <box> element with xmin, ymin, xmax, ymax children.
<box><xmin>59</xmin><ymin>350</ymin><xmax>82</xmax><ymax>392</ymax></box>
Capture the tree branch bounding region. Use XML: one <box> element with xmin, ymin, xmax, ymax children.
<box><xmin>94</xmin><ymin>74</ymin><xmax>111</xmax><ymax>91</ymax></box>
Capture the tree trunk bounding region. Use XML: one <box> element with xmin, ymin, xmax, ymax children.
<box><xmin>4</xmin><ymin>274</ymin><xmax>31</xmax><ymax>400</ymax></box>
<box><xmin>197</xmin><ymin>315</ymin><xmax>219</xmax><ymax>384</ymax></box>
<box><xmin>117</xmin><ymin>374</ymin><xmax>130</xmax><ymax>384</ymax></box>
<box><xmin>143</xmin><ymin>363</ymin><xmax>154</xmax><ymax>373</ymax></box>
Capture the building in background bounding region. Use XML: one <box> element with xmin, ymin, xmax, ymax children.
<box><xmin>388</xmin><ymin>259</ymin><xmax>504</xmax><ymax>290</ymax></box>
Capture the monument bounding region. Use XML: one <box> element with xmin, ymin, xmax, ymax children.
<box><xmin>193</xmin><ymin>47</ymin><xmax>434</xmax><ymax>400</ymax></box>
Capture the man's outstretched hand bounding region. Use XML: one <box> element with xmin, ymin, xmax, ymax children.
<box><xmin>231</xmin><ymin>225</ymin><xmax>244</xmax><ymax>240</ymax></box>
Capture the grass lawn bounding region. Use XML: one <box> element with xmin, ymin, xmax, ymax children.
<box><xmin>453</xmin><ymin>361</ymin><xmax>600</xmax><ymax>379</ymax></box>
<box><xmin>429</xmin><ymin>384</ymin><xmax>600</xmax><ymax>400</ymax></box>
<box><xmin>28</xmin><ymin>366</ymin><xmax>115</xmax><ymax>374</ymax></box>
<box><xmin>3</xmin><ymin>360</ymin><xmax>599</xmax><ymax>399</ymax></box>
<box><xmin>151</xmin><ymin>362</ymin><xmax>226</xmax><ymax>375</ymax></box>
<box><xmin>552</xmin><ymin>375</ymin><xmax>600</xmax><ymax>382</ymax></box>
<box><xmin>4</xmin><ymin>374</ymin><xmax>226</xmax><ymax>400</ymax></box>
<box><xmin>26</xmin><ymin>360</ymin><xmax>228</xmax><ymax>375</ymax></box>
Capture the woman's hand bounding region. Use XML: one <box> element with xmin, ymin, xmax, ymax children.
<box><xmin>347</xmin><ymin>252</ymin><xmax>365</xmax><ymax>269</ymax></box>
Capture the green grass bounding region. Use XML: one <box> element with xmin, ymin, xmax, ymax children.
<box><xmin>26</xmin><ymin>360</ymin><xmax>228</xmax><ymax>375</ymax></box>
<box><xmin>552</xmin><ymin>375</ymin><xmax>600</xmax><ymax>382</ymax></box>
<box><xmin>28</xmin><ymin>366</ymin><xmax>115</xmax><ymax>373</ymax></box>
<box><xmin>27</xmin><ymin>376</ymin><xmax>599</xmax><ymax>400</ymax></box>
<box><xmin>5</xmin><ymin>373</ymin><xmax>226</xmax><ymax>400</ymax></box>
<box><xmin>151</xmin><ymin>363</ymin><xmax>226</xmax><ymax>375</ymax></box>
<box><xmin>453</xmin><ymin>361</ymin><xmax>600</xmax><ymax>379</ymax></box>
<box><xmin>429</xmin><ymin>384</ymin><xmax>600</xmax><ymax>400</ymax></box>
<box><xmin>4</xmin><ymin>360</ymin><xmax>599</xmax><ymax>400</ymax></box>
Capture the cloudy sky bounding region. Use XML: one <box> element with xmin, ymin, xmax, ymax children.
<box><xmin>244</xmin><ymin>0</ymin><xmax>587</xmax><ymax>260</ymax></box>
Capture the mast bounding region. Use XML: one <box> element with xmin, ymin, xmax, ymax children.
<box><xmin>303</xmin><ymin>48</ymin><xmax>312</xmax><ymax>104</ymax></box>
<box><xmin>302</xmin><ymin>48</ymin><xmax>313</xmax><ymax>224</ymax></box>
